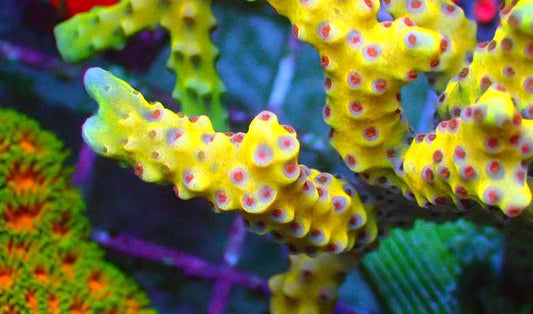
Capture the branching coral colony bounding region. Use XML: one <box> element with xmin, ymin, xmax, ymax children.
<box><xmin>54</xmin><ymin>0</ymin><xmax>533</xmax><ymax>313</ymax></box>
<box><xmin>0</xmin><ymin>109</ymin><xmax>153</xmax><ymax>313</ymax></box>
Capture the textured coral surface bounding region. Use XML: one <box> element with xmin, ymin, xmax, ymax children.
<box><xmin>267</xmin><ymin>0</ymin><xmax>533</xmax><ymax>217</ymax></box>
<box><xmin>0</xmin><ymin>109</ymin><xmax>153</xmax><ymax>313</ymax></box>
<box><xmin>54</xmin><ymin>0</ymin><xmax>226</xmax><ymax>126</ymax></box>
<box><xmin>37</xmin><ymin>0</ymin><xmax>533</xmax><ymax>312</ymax></box>
<box><xmin>82</xmin><ymin>67</ymin><xmax>378</xmax><ymax>256</ymax></box>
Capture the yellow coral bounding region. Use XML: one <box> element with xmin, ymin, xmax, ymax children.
<box><xmin>266</xmin><ymin>0</ymin><xmax>533</xmax><ymax>216</ymax></box>
<box><xmin>383</xmin><ymin>0</ymin><xmax>477</xmax><ymax>90</ymax></box>
<box><xmin>401</xmin><ymin>86</ymin><xmax>533</xmax><ymax>216</ymax></box>
<box><xmin>269</xmin><ymin>253</ymin><xmax>357</xmax><ymax>314</ymax></box>
<box><xmin>438</xmin><ymin>0</ymin><xmax>533</xmax><ymax>119</ymax></box>
<box><xmin>82</xmin><ymin>67</ymin><xmax>377</xmax><ymax>254</ymax></box>
<box><xmin>54</xmin><ymin>0</ymin><xmax>225</xmax><ymax>123</ymax></box>
<box><xmin>267</xmin><ymin>0</ymin><xmax>448</xmax><ymax>192</ymax></box>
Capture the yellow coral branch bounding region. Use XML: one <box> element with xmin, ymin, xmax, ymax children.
<box><xmin>82</xmin><ymin>67</ymin><xmax>377</xmax><ymax>255</ymax></box>
<box><xmin>266</xmin><ymin>0</ymin><xmax>448</xmax><ymax>191</ymax></box>
<box><xmin>402</xmin><ymin>86</ymin><xmax>533</xmax><ymax>216</ymax></box>
<box><xmin>266</xmin><ymin>0</ymin><xmax>533</xmax><ymax>216</ymax></box>
<box><xmin>383</xmin><ymin>0</ymin><xmax>477</xmax><ymax>91</ymax></box>
<box><xmin>54</xmin><ymin>0</ymin><xmax>226</xmax><ymax>125</ymax></box>
<box><xmin>269</xmin><ymin>253</ymin><xmax>358</xmax><ymax>314</ymax></box>
<box><xmin>438</xmin><ymin>0</ymin><xmax>533</xmax><ymax>120</ymax></box>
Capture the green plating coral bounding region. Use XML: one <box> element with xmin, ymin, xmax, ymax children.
<box><xmin>362</xmin><ymin>219</ymin><xmax>501</xmax><ymax>314</ymax></box>
<box><xmin>0</xmin><ymin>109</ymin><xmax>153</xmax><ymax>313</ymax></box>
<box><xmin>54</xmin><ymin>0</ymin><xmax>227</xmax><ymax>129</ymax></box>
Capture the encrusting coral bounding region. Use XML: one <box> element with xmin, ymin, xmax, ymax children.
<box><xmin>54</xmin><ymin>0</ymin><xmax>226</xmax><ymax>128</ymax></box>
<box><xmin>0</xmin><ymin>109</ymin><xmax>153</xmax><ymax>313</ymax></box>
<box><xmin>56</xmin><ymin>0</ymin><xmax>533</xmax><ymax>312</ymax></box>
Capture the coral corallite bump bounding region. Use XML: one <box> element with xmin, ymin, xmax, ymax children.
<box><xmin>0</xmin><ymin>109</ymin><xmax>153</xmax><ymax>313</ymax></box>
<box><xmin>82</xmin><ymin>67</ymin><xmax>378</xmax><ymax>255</ymax></box>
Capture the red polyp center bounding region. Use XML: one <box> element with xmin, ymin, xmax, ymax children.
<box><xmin>324</xmin><ymin>106</ymin><xmax>331</xmax><ymax>117</ymax></box>
<box><xmin>433</xmin><ymin>150</ymin><xmax>443</xmax><ymax>163</ymax></box>
<box><xmin>439</xmin><ymin>167</ymin><xmax>450</xmax><ymax>179</ymax></box>
<box><xmin>411</xmin><ymin>0</ymin><xmax>422</xmax><ymax>9</ymax></box>
<box><xmin>259</xmin><ymin>113</ymin><xmax>271</xmax><ymax>121</ymax></box>
<box><xmin>368</xmin><ymin>47</ymin><xmax>377</xmax><ymax>57</ymax></box>
<box><xmin>217</xmin><ymin>192</ymin><xmax>228</xmax><ymax>203</ymax></box>
<box><xmin>350</xmin><ymin>74</ymin><xmax>361</xmax><ymax>85</ymax></box>
<box><xmin>233</xmin><ymin>171</ymin><xmax>243</xmax><ymax>182</ymax></box>
<box><xmin>346</xmin><ymin>155</ymin><xmax>357</xmax><ymax>165</ymax></box>
<box><xmin>487</xmin><ymin>190</ymin><xmax>499</xmax><ymax>203</ymax></box>
<box><xmin>486</xmin><ymin>138</ymin><xmax>499</xmax><ymax>149</ymax></box>
<box><xmin>244</xmin><ymin>196</ymin><xmax>255</xmax><ymax>207</ymax></box>
<box><xmin>446</xmin><ymin>4</ymin><xmax>455</xmax><ymax>13</ymax></box>
<box><xmin>489</xmin><ymin>161</ymin><xmax>501</xmax><ymax>173</ymax></box>
<box><xmin>440</xmin><ymin>39</ymin><xmax>448</xmax><ymax>52</ymax></box>
<box><xmin>364</xmin><ymin>127</ymin><xmax>377</xmax><ymax>139</ymax></box>
<box><xmin>375</xmin><ymin>79</ymin><xmax>387</xmax><ymax>91</ymax></box>
<box><xmin>464</xmin><ymin>166</ymin><xmax>475</xmax><ymax>178</ymax></box>
<box><xmin>507</xmin><ymin>206</ymin><xmax>521</xmax><ymax>217</ymax></box>
<box><xmin>321</xmin><ymin>55</ymin><xmax>330</xmax><ymax>67</ymax></box>
<box><xmin>262</xmin><ymin>189</ymin><xmax>272</xmax><ymax>198</ymax></box>
<box><xmin>150</xmin><ymin>109</ymin><xmax>161</xmax><ymax>119</ymax></box>
<box><xmin>324</xmin><ymin>78</ymin><xmax>332</xmax><ymax>89</ymax></box>
<box><xmin>321</xmin><ymin>24</ymin><xmax>331</xmax><ymax>38</ymax></box>
<box><xmin>350</xmin><ymin>101</ymin><xmax>362</xmax><ymax>112</ymax></box>
<box><xmin>455</xmin><ymin>186</ymin><xmax>467</xmax><ymax>198</ymax></box>
<box><xmin>285</xmin><ymin>163</ymin><xmax>297</xmax><ymax>174</ymax></box>
<box><xmin>407</xmin><ymin>70</ymin><xmax>418</xmax><ymax>80</ymax></box>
